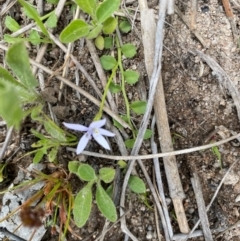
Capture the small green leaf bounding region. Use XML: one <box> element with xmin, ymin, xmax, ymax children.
<box><xmin>119</xmin><ymin>20</ymin><xmax>131</xmax><ymax>33</ymax></box>
<box><xmin>48</xmin><ymin>147</ymin><xmax>58</xmax><ymax>162</ymax></box>
<box><xmin>68</xmin><ymin>161</ymin><xmax>80</xmax><ymax>174</ymax></box>
<box><xmin>102</xmin><ymin>17</ymin><xmax>117</xmax><ymax>34</ymax></box>
<box><xmin>30</xmin><ymin>105</ymin><xmax>43</xmax><ymax>121</ymax></box>
<box><xmin>118</xmin><ymin>160</ymin><xmax>127</xmax><ymax>169</ymax></box>
<box><xmin>87</xmin><ymin>24</ymin><xmax>102</xmax><ymax>39</ymax></box>
<box><xmin>124</xmin><ymin>70</ymin><xmax>139</xmax><ymax>84</ymax></box>
<box><xmin>106</xmin><ymin>184</ymin><xmax>113</xmax><ymax>197</ymax></box>
<box><xmin>128</xmin><ymin>176</ymin><xmax>146</xmax><ymax>193</ymax></box>
<box><xmin>109</xmin><ymin>82</ymin><xmax>121</xmax><ymax>93</ymax></box>
<box><xmin>6</xmin><ymin>42</ymin><xmax>38</xmax><ymax>88</ymax></box>
<box><xmin>99</xmin><ymin>168</ymin><xmax>115</xmax><ymax>183</ymax></box>
<box><xmin>18</xmin><ymin>0</ymin><xmax>49</xmax><ymax>38</ymax></box>
<box><xmin>31</xmin><ymin>129</ymin><xmax>46</xmax><ymax>140</ymax></box>
<box><xmin>5</xmin><ymin>16</ymin><xmax>20</xmax><ymax>32</ymax></box>
<box><xmin>100</xmin><ymin>55</ymin><xmax>117</xmax><ymax>70</ymax></box>
<box><xmin>0</xmin><ymin>164</ymin><xmax>7</xmax><ymax>183</ymax></box>
<box><xmin>124</xmin><ymin>139</ymin><xmax>135</xmax><ymax>149</ymax></box>
<box><xmin>95</xmin><ymin>35</ymin><xmax>104</xmax><ymax>50</ymax></box>
<box><xmin>45</xmin><ymin>12</ymin><xmax>57</xmax><ymax>28</ymax></box>
<box><xmin>59</xmin><ymin>19</ymin><xmax>91</xmax><ymax>43</ymax></box>
<box><xmin>29</xmin><ymin>29</ymin><xmax>41</xmax><ymax>45</ymax></box>
<box><xmin>75</xmin><ymin>0</ymin><xmax>97</xmax><ymax>17</ymax></box>
<box><xmin>130</xmin><ymin>100</ymin><xmax>147</xmax><ymax>114</ymax></box>
<box><xmin>73</xmin><ymin>182</ymin><xmax>93</xmax><ymax>227</ymax></box>
<box><xmin>136</xmin><ymin>129</ymin><xmax>153</xmax><ymax>140</ymax></box>
<box><xmin>44</xmin><ymin>119</ymin><xmax>67</xmax><ymax>142</ymax></box>
<box><xmin>96</xmin><ymin>182</ymin><xmax>117</xmax><ymax>222</ymax></box>
<box><xmin>104</xmin><ymin>37</ymin><xmax>113</xmax><ymax>49</ymax></box>
<box><xmin>33</xmin><ymin>149</ymin><xmax>45</xmax><ymax>164</ymax></box>
<box><xmin>96</xmin><ymin>0</ymin><xmax>120</xmax><ymax>23</ymax></box>
<box><xmin>121</xmin><ymin>44</ymin><xmax>136</xmax><ymax>58</ymax></box>
<box><xmin>78</xmin><ymin>164</ymin><xmax>97</xmax><ymax>181</ymax></box>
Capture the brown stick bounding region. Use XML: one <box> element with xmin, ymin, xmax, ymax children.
<box><xmin>190</xmin><ymin>0</ymin><xmax>197</xmax><ymax>30</ymax></box>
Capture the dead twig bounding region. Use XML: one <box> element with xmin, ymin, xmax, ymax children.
<box><xmin>191</xmin><ymin>173</ymin><xmax>213</xmax><ymax>241</ymax></box>
<box><xmin>66</xmin><ymin>132</ymin><xmax>240</xmax><ymax>160</ymax></box>
<box><xmin>190</xmin><ymin>0</ymin><xmax>197</xmax><ymax>30</ymax></box>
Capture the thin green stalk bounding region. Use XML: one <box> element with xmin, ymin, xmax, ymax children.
<box><xmin>94</xmin><ymin>64</ymin><xmax>119</xmax><ymax>121</ymax></box>
<box><xmin>116</xmin><ymin>37</ymin><xmax>135</xmax><ymax>137</ymax></box>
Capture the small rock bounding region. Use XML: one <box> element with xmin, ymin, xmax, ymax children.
<box><xmin>223</xmin><ymin>171</ymin><xmax>239</xmax><ymax>185</ymax></box>
<box><xmin>233</xmin><ymin>182</ymin><xmax>240</xmax><ymax>193</ymax></box>
<box><xmin>146</xmin><ymin>231</ymin><xmax>153</xmax><ymax>240</ymax></box>
<box><xmin>235</xmin><ymin>194</ymin><xmax>240</xmax><ymax>203</ymax></box>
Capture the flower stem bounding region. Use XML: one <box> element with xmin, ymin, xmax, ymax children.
<box><xmin>94</xmin><ymin>63</ymin><xmax>119</xmax><ymax>121</ymax></box>
<box><xmin>116</xmin><ymin>37</ymin><xmax>135</xmax><ymax>137</ymax></box>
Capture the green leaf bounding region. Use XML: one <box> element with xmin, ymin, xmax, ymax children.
<box><xmin>73</xmin><ymin>182</ymin><xmax>93</xmax><ymax>227</ymax></box>
<box><xmin>96</xmin><ymin>0</ymin><xmax>120</xmax><ymax>23</ymax></box>
<box><xmin>136</xmin><ymin>129</ymin><xmax>153</xmax><ymax>140</ymax></box>
<box><xmin>0</xmin><ymin>85</ymin><xmax>24</xmax><ymax>129</ymax></box>
<box><xmin>130</xmin><ymin>100</ymin><xmax>147</xmax><ymax>114</ymax></box>
<box><xmin>46</xmin><ymin>0</ymin><xmax>59</xmax><ymax>3</ymax></box>
<box><xmin>100</xmin><ymin>55</ymin><xmax>117</xmax><ymax>70</ymax></box>
<box><xmin>86</xmin><ymin>24</ymin><xmax>102</xmax><ymax>39</ymax></box>
<box><xmin>59</xmin><ymin>20</ymin><xmax>91</xmax><ymax>43</ymax></box>
<box><xmin>68</xmin><ymin>161</ymin><xmax>80</xmax><ymax>175</ymax></box>
<box><xmin>44</xmin><ymin>119</ymin><xmax>67</xmax><ymax>142</ymax></box>
<box><xmin>18</xmin><ymin>0</ymin><xmax>49</xmax><ymax>38</ymax></box>
<box><xmin>104</xmin><ymin>37</ymin><xmax>113</xmax><ymax>49</ymax></box>
<box><xmin>102</xmin><ymin>17</ymin><xmax>117</xmax><ymax>34</ymax></box>
<box><xmin>5</xmin><ymin>16</ymin><xmax>20</xmax><ymax>32</ymax></box>
<box><xmin>128</xmin><ymin>176</ymin><xmax>146</xmax><ymax>193</ymax></box>
<box><xmin>33</xmin><ymin>149</ymin><xmax>45</xmax><ymax>164</ymax></box>
<box><xmin>6</xmin><ymin>42</ymin><xmax>38</xmax><ymax>88</ymax></box>
<box><xmin>99</xmin><ymin>168</ymin><xmax>115</xmax><ymax>183</ymax></box>
<box><xmin>0</xmin><ymin>66</ymin><xmax>35</xmax><ymax>102</ymax></box>
<box><xmin>124</xmin><ymin>70</ymin><xmax>139</xmax><ymax>84</ymax></box>
<box><xmin>0</xmin><ymin>164</ymin><xmax>7</xmax><ymax>183</ymax></box>
<box><xmin>75</xmin><ymin>0</ymin><xmax>97</xmax><ymax>17</ymax></box>
<box><xmin>121</xmin><ymin>44</ymin><xmax>136</xmax><ymax>58</ymax></box>
<box><xmin>45</xmin><ymin>12</ymin><xmax>57</xmax><ymax>28</ymax></box>
<box><xmin>109</xmin><ymin>82</ymin><xmax>121</xmax><ymax>93</ymax></box>
<box><xmin>78</xmin><ymin>164</ymin><xmax>97</xmax><ymax>182</ymax></box>
<box><xmin>48</xmin><ymin>147</ymin><xmax>58</xmax><ymax>162</ymax></box>
<box><xmin>96</xmin><ymin>182</ymin><xmax>117</xmax><ymax>222</ymax></box>
<box><xmin>118</xmin><ymin>160</ymin><xmax>127</xmax><ymax>169</ymax></box>
<box><xmin>119</xmin><ymin>20</ymin><xmax>131</xmax><ymax>33</ymax></box>
<box><xmin>29</xmin><ymin>29</ymin><xmax>41</xmax><ymax>45</ymax></box>
<box><xmin>95</xmin><ymin>35</ymin><xmax>104</xmax><ymax>50</ymax></box>
<box><xmin>124</xmin><ymin>139</ymin><xmax>135</xmax><ymax>149</ymax></box>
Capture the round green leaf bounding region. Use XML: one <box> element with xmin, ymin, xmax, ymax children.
<box><xmin>124</xmin><ymin>70</ymin><xmax>139</xmax><ymax>84</ymax></box>
<box><xmin>96</xmin><ymin>0</ymin><xmax>120</xmax><ymax>23</ymax></box>
<box><xmin>45</xmin><ymin>12</ymin><xmax>57</xmax><ymax>28</ymax></box>
<box><xmin>130</xmin><ymin>100</ymin><xmax>147</xmax><ymax>114</ymax></box>
<box><xmin>128</xmin><ymin>176</ymin><xmax>146</xmax><ymax>193</ymax></box>
<box><xmin>118</xmin><ymin>160</ymin><xmax>127</xmax><ymax>169</ymax></box>
<box><xmin>99</xmin><ymin>168</ymin><xmax>115</xmax><ymax>183</ymax></box>
<box><xmin>102</xmin><ymin>17</ymin><xmax>117</xmax><ymax>34</ymax></box>
<box><xmin>121</xmin><ymin>44</ymin><xmax>136</xmax><ymax>58</ymax></box>
<box><xmin>104</xmin><ymin>37</ymin><xmax>113</xmax><ymax>49</ymax></box>
<box><xmin>73</xmin><ymin>183</ymin><xmax>93</xmax><ymax>227</ymax></box>
<box><xmin>100</xmin><ymin>55</ymin><xmax>117</xmax><ymax>70</ymax></box>
<box><xmin>68</xmin><ymin>161</ymin><xmax>80</xmax><ymax>175</ymax></box>
<box><xmin>96</xmin><ymin>182</ymin><xmax>117</xmax><ymax>222</ymax></box>
<box><xmin>78</xmin><ymin>164</ymin><xmax>97</xmax><ymax>181</ymax></box>
<box><xmin>124</xmin><ymin>139</ymin><xmax>135</xmax><ymax>149</ymax></box>
<box><xmin>95</xmin><ymin>35</ymin><xmax>104</xmax><ymax>50</ymax></box>
<box><xmin>119</xmin><ymin>20</ymin><xmax>131</xmax><ymax>33</ymax></box>
<box><xmin>60</xmin><ymin>19</ymin><xmax>91</xmax><ymax>43</ymax></box>
<box><xmin>109</xmin><ymin>82</ymin><xmax>121</xmax><ymax>93</ymax></box>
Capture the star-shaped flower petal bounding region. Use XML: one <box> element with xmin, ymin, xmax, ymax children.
<box><xmin>63</xmin><ymin>119</ymin><xmax>115</xmax><ymax>154</ymax></box>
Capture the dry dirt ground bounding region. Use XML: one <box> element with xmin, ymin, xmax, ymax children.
<box><xmin>1</xmin><ymin>0</ymin><xmax>240</xmax><ymax>241</ymax></box>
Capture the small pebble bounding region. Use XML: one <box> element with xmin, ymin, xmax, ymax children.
<box><xmin>146</xmin><ymin>231</ymin><xmax>153</xmax><ymax>240</ymax></box>
<box><xmin>235</xmin><ymin>194</ymin><xmax>240</xmax><ymax>203</ymax></box>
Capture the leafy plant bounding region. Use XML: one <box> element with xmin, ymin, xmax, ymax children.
<box><xmin>0</xmin><ymin>42</ymin><xmax>40</xmax><ymax>128</ymax></box>
<box><xmin>68</xmin><ymin>161</ymin><xmax>117</xmax><ymax>227</ymax></box>
<box><xmin>59</xmin><ymin>0</ymin><xmax>120</xmax><ymax>43</ymax></box>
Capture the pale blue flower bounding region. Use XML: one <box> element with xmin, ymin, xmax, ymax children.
<box><xmin>63</xmin><ymin>119</ymin><xmax>115</xmax><ymax>154</ymax></box>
